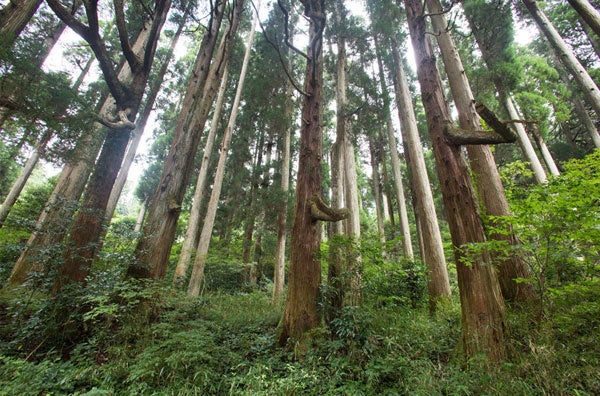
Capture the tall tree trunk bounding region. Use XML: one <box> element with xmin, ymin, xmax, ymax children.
<box><xmin>389</xmin><ymin>43</ymin><xmax>451</xmax><ymax>307</ymax></box>
<box><xmin>134</xmin><ymin>199</ymin><xmax>147</xmax><ymax>233</ymax></box>
<box><xmin>272</xmin><ymin>75</ymin><xmax>294</xmax><ymax>303</ymax></box>
<box><xmin>404</xmin><ymin>0</ymin><xmax>506</xmax><ymax>361</ymax></box>
<box><xmin>426</xmin><ymin>0</ymin><xmax>538</xmax><ymax>304</ymax></box>
<box><xmin>579</xmin><ymin>18</ymin><xmax>600</xmax><ymax>59</ymax></box>
<box><xmin>567</xmin><ymin>0</ymin><xmax>600</xmax><ymax>37</ymax></box>
<box><xmin>130</xmin><ymin>0</ymin><xmax>233</xmax><ymax>279</ymax></box>
<box><xmin>522</xmin><ymin>0</ymin><xmax>600</xmax><ymax>117</ymax></box>
<box><xmin>368</xmin><ymin>136</ymin><xmax>386</xmax><ymax>245</ymax></box>
<box><xmin>279</xmin><ymin>0</ymin><xmax>331</xmax><ymax>345</ymax></box>
<box><xmin>173</xmin><ymin>63</ymin><xmax>229</xmax><ymax>286</ymax></box>
<box><xmin>0</xmin><ymin>0</ymin><xmax>42</xmax><ymax>49</ymax></box>
<box><xmin>330</xmin><ymin>1</ymin><xmax>361</xmax><ymax>307</ymax></box>
<box><xmin>378</xmin><ymin>132</ymin><xmax>395</xmax><ymax>228</ymax></box>
<box><xmin>8</xmin><ymin>14</ymin><xmax>159</xmax><ymax>285</ymax></box>
<box><xmin>188</xmin><ymin>9</ymin><xmax>257</xmax><ymax>297</ymax></box>
<box><xmin>384</xmin><ymin>119</ymin><xmax>413</xmax><ymax>259</ymax></box>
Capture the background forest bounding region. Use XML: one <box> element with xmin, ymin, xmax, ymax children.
<box><xmin>0</xmin><ymin>0</ymin><xmax>599</xmax><ymax>394</ymax></box>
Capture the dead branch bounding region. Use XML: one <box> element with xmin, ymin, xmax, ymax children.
<box><xmin>309</xmin><ymin>195</ymin><xmax>349</xmax><ymax>222</ymax></box>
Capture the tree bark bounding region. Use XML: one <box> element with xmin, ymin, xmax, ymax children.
<box><xmin>426</xmin><ymin>0</ymin><xmax>538</xmax><ymax>304</ymax></box>
<box><xmin>530</xmin><ymin>127</ymin><xmax>561</xmax><ymax>176</ymax></box>
<box><xmin>368</xmin><ymin>136</ymin><xmax>386</xmax><ymax>246</ymax></box>
<box><xmin>389</xmin><ymin>43</ymin><xmax>451</xmax><ymax>307</ymax></box>
<box><xmin>130</xmin><ymin>0</ymin><xmax>232</xmax><ymax>279</ymax></box>
<box><xmin>188</xmin><ymin>8</ymin><xmax>257</xmax><ymax>297</ymax></box>
<box><xmin>0</xmin><ymin>0</ymin><xmax>42</xmax><ymax>49</ymax></box>
<box><xmin>522</xmin><ymin>0</ymin><xmax>600</xmax><ymax>117</ymax></box>
<box><xmin>567</xmin><ymin>0</ymin><xmax>600</xmax><ymax>38</ymax></box>
<box><xmin>279</xmin><ymin>0</ymin><xmax>328</xmax><ymax>346</ymax></box>
<box><xmin>404</xmin><ymin>0</ymin><xmax>506</xmax><ymax>361</ymax></box>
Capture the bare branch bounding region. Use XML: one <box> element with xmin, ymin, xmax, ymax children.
<box><xmin>309</xmin><ymin>195</ymin><xmax>349</xmax><ymax>222</ymax></box>
<box><xmin>475</xmin><ymin>102</ymin><xmax>518</xmax><ymax>142</ymax></box>
<box><xmin>443</xmin><ymin>122</ymin><xmax>515</xmax><ymax>145</ymax></box>
<box><xmin>46</xmin><ymin>0</ymin><xmax>91</xmax><ymax>40</ymax></box>
<box><xmin>114</xmin><ymin>0</ymin><xmax>141</xmax><ymax>72</ymax></box>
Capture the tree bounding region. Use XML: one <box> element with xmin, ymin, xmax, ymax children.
<box><xmin>8</xmin><ymin>14</ymin><xmax>161</xmax><ymax>286</ymax></box>
<box><xmin>0</xmin><ymin>0</ymin><xmax>42</xmax><ymax>50</ymax></box>
<box><xmin>279</xmin><ymin>0</ymin><xmax>348</xmax><ymax>346</ymax></box>
<box><xmin>387</xmin><ymin>42</ymin><xmax>451</xmax><ymax>308</ymax></box>
<box><xmin>35</xmin><ymin>0</ymin><xmax>173</xmax><ymax>290</ymax></box>
<box><xmin>404</xmin><ymin>0</ymin><xmax>507</xmax><ymax>360</ymax></box>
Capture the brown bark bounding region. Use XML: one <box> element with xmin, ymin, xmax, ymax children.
<box><xmin>279</xmin><ymin>0</ymin><xmax>327</xmax><ymax>346</ymax></box>
<box><xmin>404</xmin><ymin>0</ymin><xmax>506</xmax><ymax>361</ymax></box>
<box><xmin>130</xmin><ymin>0</ymin><xmax>232</xmax><ymax>279</ymax></box>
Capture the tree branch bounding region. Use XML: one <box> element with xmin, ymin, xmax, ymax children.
<box><xmin>251</xmin><ymin>0</ymin><xmax>307</xmax><ymax>97</ymax></box>
<box><xmin>96</xmin><ymin>109</ymin><xmax>136</xmax><ymax>130</ymax></box>
<box><xmin>46</xmin><ymin>0</ymin><xmax>91</xmax><ymax>40</ymax></box>
<box><xmin>114</xmin><ymin>0</ymin><xmax>141</xmax><ymax>72</ymax></box>
<box><xmin>475</xmin><ymin>102</ymin><xmax>517</xmax><ymax>142</ymax></box>
<box><xmin>309</xmin><ymin>195</ymin><xmax>349</xmax><ymax>222</ymax></box>
<box><xmin>443</xmin><ymin>122</ymin><xmax>515</xmax><ymax>145</ymax></box>
<box><xmin>143</xmin><ymin>0</ymin><xmax>172</xmax><ymax>72</ymax></box>
<box><xmin>277</xmin><ymin>0</ymin><xmax>309</xmax><ymax>60</ymax></box>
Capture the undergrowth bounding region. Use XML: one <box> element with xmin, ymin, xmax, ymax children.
<box><xmin>1</xmin><ymin>285</ymin><xmax>598</xmax><ymax>395</ymax></box>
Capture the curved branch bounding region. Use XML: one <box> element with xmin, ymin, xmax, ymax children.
<box><xmin>97</xmin><ymin>109</ymin><xmax>136</xmax><ymax>130</ymax></box>
<box><xmin>309</xmin><ymin>195</ymin><xmax>349</xmax><ymax>222</ymax></box>
<box><xmin>443</xmin><ymin>122</ymin><xmax>515</xmax><ymax>145</ymax></box>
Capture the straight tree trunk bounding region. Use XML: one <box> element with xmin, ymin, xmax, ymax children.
<box><xmin>272</xmin><ymin>75</ymin><xmax>294</xmax><ymax>303</ymax></box>
<box><xmin>384</xmin><ymin>118</ymin><xmax>413</xmax><ymax>259</ymax></box>
<box><xmin>130</xmin><ymin>0</ymin><xmax>233</xmax><ymax>279</ymax></box>
<box><xmin>522</xmin><ymin>0</ymin><xmax>600</xmax><ymax>117</ymax></box>
<box><xmin>368</xmin><ymin>136</ymin><xmax>386</xmax><ymax>245</ymax></box>
<box><xmin>389</xmin><ymin>43</ymin><xmax>451</xmax><ymax>307</ymax></box>
<box><xmin>173</xmin><ymin>63</ymin><xmax>229</xmax><ymax>286</ymax></box>
<box><xmin>404</xmin><ymin>0</ymin><xmax>506</xmax><ymax>361</ymax></box>
<box><xmin>550</xmin><ymin>51</ymin><xmax>600</xmax><ymax>148</ymax></box>
<box><xmin>0</xmin><ymin>132</ymin><xmax>48</xmax><ymax>227</ymax></box>
<box><xmin>530</xmin><ymin>127</ymin><xmax>561</xmax><ymax>176</ymax></box>
<box><xmin>134</xmin><ymin>199</ymin><xmax>147</xmax><ymax>233</ymax></box>
<box><xmin>567</xmin><ymin>0</ymin><xmax>600</xmax><ymax>37</ymax></box>
<box><xmin>279</xmin><ymin>0</ymin><xmax>329</xmax><ymax>345</ymax></box>
<box><xmin>188</xmin><ymin>9</ymin><xmax>257</xmax><ymax>297</ymax></box>
<box><xmin>426</xmin><ymin>0</ymin><xmax>538</xmax><ymax>304</ymax></box>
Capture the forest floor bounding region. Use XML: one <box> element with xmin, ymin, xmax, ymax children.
<box><xmin>1</xmin><ymin>282</ymin><xmax>599</xmax><ymax>395</ymax></box>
